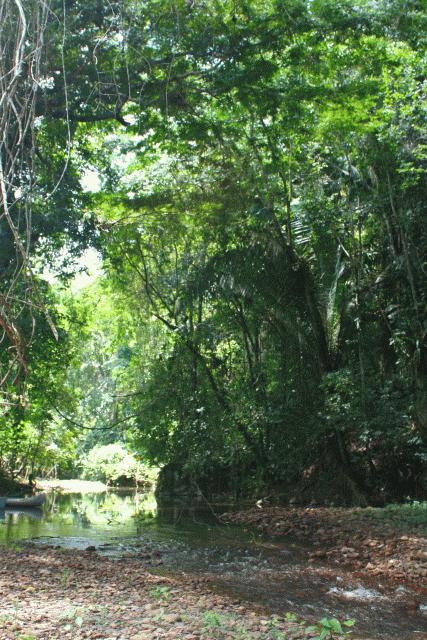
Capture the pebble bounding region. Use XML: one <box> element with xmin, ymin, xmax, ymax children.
<box><xmin>0</xmin><ymin>547</ymin><xmax>306</xmax><ymax>640</ymax></box>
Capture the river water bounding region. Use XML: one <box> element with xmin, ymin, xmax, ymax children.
<box><xmin>0</xmin><ymin>491</ymin><xmax>425</xmax><ymax>639</ymax></box>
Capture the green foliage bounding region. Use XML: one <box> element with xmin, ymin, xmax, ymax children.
<box><xmin>1</xmin><ymin>0</ymin><xmax>426</xmax><ymax>502</ymax></box>
<box><xmin>60</xmin><ymin>569</ymin><xmax>71</xmax><ymax>588</ymax></box>
<box><xmin>150</xmin><ymin>586</ymin><xmax>171</xmax><ymax>601</ymax></box>
<box><xmin>202</xmin><ymin>611</ymin><xmax>226</xmax><ymax>637</ymax></box>
<box><xmin>365</xmin><ymin>501</ymin><xmax>427</xmax><ymax>529</ymax></box>
<box><xmin>305</xmin><ymin>617</ymin><xmax>355</xmax><ymax>639</ymax></box>
<box><xmin>0</xmin><ymin>290</ymin><xmax>77</xmax><ymax>479</ymax></box>
<box><xmin>81</xmin><ymin>443</ymin><xmax>148</xmax><ymax>486</ymax></box>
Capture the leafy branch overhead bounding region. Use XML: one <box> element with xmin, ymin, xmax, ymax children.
<box><xmin>0</xmin><ymin>0</ymin><xmax>426</xmax><ymax>504</ymax></box>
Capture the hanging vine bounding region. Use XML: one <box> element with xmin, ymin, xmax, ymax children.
<box><xmin>0</xmin><ymin>0</ymin><xmax>56</xmax><ymax>406</ymax></box>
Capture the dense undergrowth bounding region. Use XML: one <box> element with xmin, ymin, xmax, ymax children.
<box><xmin>0</xmin><ymin>0</ymin><xmax>426</xmax><ymax>505</ymax></box>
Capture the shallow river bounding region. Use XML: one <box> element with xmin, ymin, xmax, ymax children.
<box><xmin>0</xmin><ymin>491</ymin><xmax>425</xmax><ymax>639</ymax></box>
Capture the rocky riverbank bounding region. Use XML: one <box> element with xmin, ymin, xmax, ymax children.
<box><xmin>222</xmin><ymin>504</ymin><xmax>427</xmax><ymax>594</ymax></box>
<box><xmin>1</xmin><ymin>498</ymin><xmax>426</xmax><ymax>639</ymax></box>
<box><xmin>0</xmin><ymin>546</ymin><xmax>348</xmax><ymax>640</ymax></box>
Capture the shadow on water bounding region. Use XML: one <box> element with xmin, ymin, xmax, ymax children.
<box><xmin>0</xmin><ymin>491</ymin><xmax>425</xmax><ymax>640</ymax></box>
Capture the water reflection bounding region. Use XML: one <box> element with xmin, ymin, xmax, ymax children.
<box><xmin>0</xmin><ymin>491</ymin><xmax>156</xmax><ymax>543</ymax></box>
<box><xmin>0</xmin><ymin>490</ymin><xmax>235</xmax><ymax>546</ymax></box>
<box><xmin>0</xmin><ymin>507</ymin><xmax>43</xmax><ymax>521</ymax></box>
<box><xmin>0</xmin><ymin>491</ymin><xmax>425</xmax><ymax>640</ymax></box>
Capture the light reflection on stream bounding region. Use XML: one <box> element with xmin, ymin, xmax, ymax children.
<box><xmin>0</xmin><ymin>491</ymin><xmax>425</xmax><ymax>640</ymax></box>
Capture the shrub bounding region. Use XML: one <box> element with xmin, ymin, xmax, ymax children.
<box><xmin>81</xmin><ymin>443</ymin><xmax>150</xmax><ymax>486</ymax></box>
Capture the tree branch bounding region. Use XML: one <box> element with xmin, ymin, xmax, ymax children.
<box><xmin>54</xmin><ymin>407</ymin><xmax>141</xmax><ymax>431</ymax></box>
